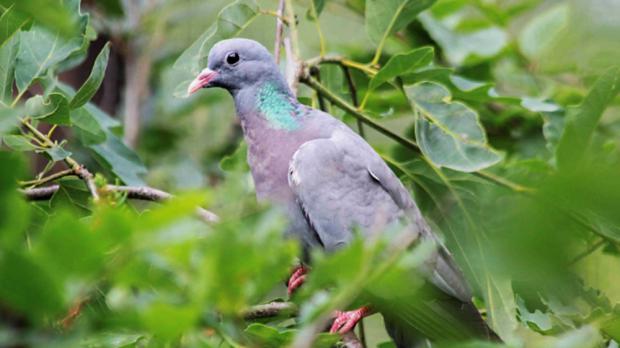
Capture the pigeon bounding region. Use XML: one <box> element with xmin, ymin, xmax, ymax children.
<box><xmin>188</xmin><ymin>38</ymin><xmax>499</xmax><ymax>346</ymax></box>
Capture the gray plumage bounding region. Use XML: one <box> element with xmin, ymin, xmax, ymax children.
<box><xmin>192</xmin><ymin>38</ymin><xmax>498</xmax><ymax>345</ymax></box>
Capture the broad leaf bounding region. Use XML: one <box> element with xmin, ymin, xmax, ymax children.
<box><xmin>2</xmin><ymin>134</ymin><xmax>37</xmax><ymax>151</ymax></box>
<box><xmin>25</xmin><ymin>93</ymin><xmax>70</xmax><ymax>124</ymax></box>
<box><xmin>0</xmin><ymin>5</ymin><xmax>28</xmax><ymax>47</ymax></box>
<box><xmin>90</xmin><ymin>129</ymin><xmax>147</xmax><ymax>186</ymax></box>
<box><xmin>405</xmin><ymin>82</ymin><xmax>501</xmax><ymax>172</ymax></box>
<box><xmin>44</xmin><ymin>145</ymin><xmax>71</xmax><ymax>161</ymax></box>
<box><xmin>0</xmin><ymin>0</ymin><xmax>79</xmax><ymax>38</ymax></box>
<box><xmin>14</xmin><ymin>25</ymin><xmax>83</xmax><ymax>93</ymax></box>
<box><xmin>0</xmin><ymin>250</ymin><xmax>65</xmax><ymax>320</ymax></box>
<box><xmin>173</xmin><ymin>0</ymin><xmax>260</xmax><ymax>97</ymax></box>
<box><xmin>70</xmin><ymin>42</ymin><xmax>109</xmax><ymax>108</ymax></box>
<box><xmin>368</xmin><ymin>46</ymin><xmax>434</xmax><ymax>91</ymax></box>
<box><xmin>0</xmin><ymin>33</ymin><xmax>18</xmax><ymax>104</ymax></box>
<box><xmin>0</xmin><ymin>105</ymin><xmax>19</xmax><ymax>134</ymax></box>
<box><xmin>419</xmin><ymin>12</ymin><xmax>507</xmax><ymax>66</ymax></box>
<box><xmin>365</xmin><ymin>0</ymin><xmax>436</xmax><ymax>44</ymax></box>
<box><xmin>556</xmin><ymin>66</ymin><xmax>620</xmax><ymax>169</ymax></box>
<box><xmin>518</xmin><ymin>4</ymin><xmax>569</xmax><ymax>62</ymax></box>
<box><xmin>70</xmin><ymin>106</ymin><xmax>106</xmax><ymax>144</ymax></box>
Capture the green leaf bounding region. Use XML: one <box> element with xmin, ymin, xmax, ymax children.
<box><xmin>556</xmin><ymin>66</ymin><xmax>620</xmax><ymax>169</ymax></box>
<box><xmin>70</xmin><ymin>106</ymin><xmax>106</xmax><ymax>144</ymax></box>
<box><xmin>91</xmin><ymin>133</ymin><xmax>147</xmax><ymax>186</ymax></box>
<box><xmin>365</xmin><ymin>0</ymin><xmax>436</xmax><ymax>44</ymax></box>
<box><xmin>70</xmin><ymin>42</ymin><xmax>110</xmax><ymax>109</ymax></box>
<box><xmin>0</xmin><ymin>33</ymin><xmax>18</xmax><ymax>104</ymax></box>
<box><xmin>25</xmin><ymin>93</ymin><xmax>70</xmax><ymax>124</ymax></box>
<box><xmin>0</xmin><ymin>250</ymin><xmax>65</xmax><ymax>320</ymax></box>
<box><xmin>14</xmin><ymin>25</ymin><xmax>83</xmax><ymax>93</ymax></box>
<box><xmin>307</xmin><ymin>0</ymin><xmax>326</xmax><ymax>20</ymax></box>
<box><xmin>368</xmin><ymin>46</ymin><xmax>434</xmax><ymax>91</ymax></box>
<box><xmin>419</xmin><ymin>12</ymin><xmax>507</xmax><ymax>66</ymax></box>
<box><xmin>173</xmin><ymin>0</ymin><xmax>260</xmax><ymax>97</ymax></box>
<box><xmin>142</xmin><ymin>302</ymin><xmax>199</xmax><ymax>340</ymax></box>
<box><xmin>2</xmin><ymin>134</ymin><xmax>36</xmax><ymax>151</ymax></box>
<box><xmin>0</xmin><ymin>0</ymin><xmax>79</xmax><ymax>38</ymax></box>
<box><xmin>33</xmin><ymin>210</ymin><xmax>105</xmax><ymax>276</ymax></box>
<box><xmin>44</xmin><ymin>145</ymin><xmax>71</xmax><ymax>161</ymax></box>
<box><xmin>518</xmin><ymin>4</ymin><xmax>569</xmax><ymax>61</ymax></box>
<box><xmin>405</xmin><ymin>82</ymin><xmax>501</xmax><ymax>172</ymax></box>
<box><xmin>220</xmin><ymin>141</ymin><xmax>248</xmax><ymax>173</ymax></box>
<box><xmin>0</xmin><ymin>5</ymin><xmax>27</xmax><ymax>47</ymax></box>
<box><xmin>244</xmin><ymin>323</ymin><xmax>294</xmax><ymax>346</ymax></box>
<box><xmin>0</xmin><ymin>105</ymin><xmax>20</xmax><ymax>134</ymax></box>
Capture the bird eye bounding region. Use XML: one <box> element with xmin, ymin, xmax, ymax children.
<box><xmin>226</xmin><ymin>52</ymin><xmax>240</xmax><ymax>65</ymax></box>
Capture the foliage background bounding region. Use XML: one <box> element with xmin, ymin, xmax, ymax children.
<box><xmin>1</xmin><ymin>0</ymin><xmax>620</xmax><ymax>347</ymax></box>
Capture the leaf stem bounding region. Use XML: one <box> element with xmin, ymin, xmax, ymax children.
<box><xmin>18</xmin><ymin>168</ymin><xmax>75</xmax><ymax>187</ymax></box>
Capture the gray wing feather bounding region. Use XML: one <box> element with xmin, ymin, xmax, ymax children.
<box><xmin>288</xmin><ymin>127</ymin><xmax>471</xmax><ymax>301</ymax></box>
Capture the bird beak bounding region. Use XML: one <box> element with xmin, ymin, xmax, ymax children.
<box><xmin>187</xmin><ymin>68</ymin><xmax>218</xmax><ymax>95</ymax></box>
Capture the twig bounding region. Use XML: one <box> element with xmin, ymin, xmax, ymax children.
<box><xmin>306</xmin><ymin>56</ymin><xmax>377</xmax><ymax>77</ymax></box>
<box><xmin>243</xmin><ymin>301</ymin><xmax>297</xmax><ymax>320</ymax></box>
<box><xmin>284</xmin><ymin>38</ymin><xmax>301</xmax><ymax>95</ymax></box>
<box><xmin>569</xmin><ymin>238</ymin><xmax>606</xmax><ymax>266</ymax></box>
<box><xmin>342</xmin><ymin>66</ymin><xmax>364</xmax><ymax>137</ymax></box>
<box><xmin>301</xmin><ymin>75</ymin><xmax>418</xmax><ymax>151</ymax></box>
<box><xmin>60</xmin><ymin>296</ymin><xmax>89</xmax><ymax>329</ymax></box>
<box><xmin>21</xmin><ymin>119</ymin><xmax>100</xmax><ymax>201</ymax></box>
<box><xmin>273</xmin><ymin>0</ymin><xmax>286</xmax><ymax>64</ymax></box>
<box><xmin>66</xmin><ymin>157</ymin><xmax>100</xmax><ymax>202</ymax></box>
<box><xmin>18</xmin><ymin>168</ymin><xmax>75</xmax><ymax>187</ymax></box>
<box><xmin>22</xmin><ymin>184</ymin><xmax>219</xmax><ymax>223</ymax></box>
<box><xmin>283</xmin><ymin>0</ymin><xmax>300</xmax><ymax>57</ymax></box>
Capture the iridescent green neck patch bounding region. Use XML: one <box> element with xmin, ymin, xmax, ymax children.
<box><xmin>257</xmin><ymin>82</ymin><xmax>299</xmax><ymax>130</ymax></box>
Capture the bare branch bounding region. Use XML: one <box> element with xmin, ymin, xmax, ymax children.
<box><xmin>274</xmin><ymin>0</ymin><xmax>286</xmax><ymax>64</ymax></box>
<box><xmin>243</xmin><ymin>301</ymin><xmax>297</xmax><ymax>320</ymax></box>
<box><xmin>22</xmin><ymin>184</ymin><xmax>219</xmax><ymax>223</ymax></box>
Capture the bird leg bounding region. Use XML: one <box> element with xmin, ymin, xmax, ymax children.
<box><xmin>329</xmin><ymin>306</ymin><xmax>372</xmax><ymax>334</ymax></box>
<box><xmin>287</xmin><ymin>264</ymin><xmax>308</xmax><ymax>296</ymax></box>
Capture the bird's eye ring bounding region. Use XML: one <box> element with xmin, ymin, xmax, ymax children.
<box><xmin>226</xmin><ymin>52</ymin><xmax>240</xmax><ymax>65</ymax></box>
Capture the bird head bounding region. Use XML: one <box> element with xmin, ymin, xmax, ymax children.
<box><xmin>187</xmin><ymin>38</ymin><xmax>282</xmax><ymax>95</ymax></box>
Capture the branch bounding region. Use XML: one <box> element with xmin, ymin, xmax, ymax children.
<box><xmin>342</xmin><ymin>66</ymin><xmax>365</xmax><ymax>137</ymax></box>
<box><xmin>245</xmin><ymin>302</ymin><xmax>363</xmax><ymax>348</ymax></box>
<box><xmin>300</xmin><ymin>75</ymin><xmax>419</xmax><ymax>151</ymax></box>
<box><xmin>273</xmin><ymin>0</ymin><xmax>286</xmax><ymax>64</ymax></box>
<box><xmin>243</xmin><ymin>301</ymin><xmax>297</xmax><ymax>320</ymax></box>
<box><xmin>21</xmin><ymin>119</ymin><xmax>100</xmax><ymax>201</ymax></box>
<box><xmin>22</xmin><ymin>184</ymin><xmax>219</xmax><ymax>223</ymax></box>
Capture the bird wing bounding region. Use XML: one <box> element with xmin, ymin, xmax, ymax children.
<box><xmin>287</xmin><ymin>126</ymin><xmax>471</xmax><ymax>301</ymax></box>
<box><xmin>287</xmin><ymin>126</ymin><xmax>499</xmax><ymax>341</ymax></box>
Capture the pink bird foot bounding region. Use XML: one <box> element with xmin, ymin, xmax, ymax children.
<box><xmin>329</xmin><ymin>306</ymin><xmax>371</xmax><ymax>334</ymax></box>
<box><xmin>287</xmin><ymin>265</ymin><xmax>307</xmax><ymax>296</ymax></box>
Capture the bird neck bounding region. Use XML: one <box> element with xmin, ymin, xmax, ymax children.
<box><xmin>256</xmin><ymin>81</ymin><xmax>300</xmax><ymax>131</ymax></box>
<box><xmin>234</xmin><ymin>79</ymin><xmax>301</xmax><ymax>131</ymax></box>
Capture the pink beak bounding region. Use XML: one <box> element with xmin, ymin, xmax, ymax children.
<box><xmin>187</xmin><ymin>68</ymin><xmax>218</xmax><ymax>95</ymax></box>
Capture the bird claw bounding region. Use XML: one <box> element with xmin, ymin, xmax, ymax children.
<box><xmin>287</xmin><ymin>265</ymin><xmax>307</xmax><ymax>296</ymax></box>
<box><xmin>329</xmin><ymin>307</ymin><xmax>369</xmax><ymax>334</ymax></box>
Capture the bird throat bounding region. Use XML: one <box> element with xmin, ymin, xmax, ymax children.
<box><xmin>257</xmin><ymin>82</ymin><xmax>299</xmax><ymax>131</ymax></box>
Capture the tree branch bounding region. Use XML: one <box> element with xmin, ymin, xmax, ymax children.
<box><xmin>273</xmin><ymin>0</ymin><xmax>286</xmax><ymax>64</ymax></box>
<box><xmin>21</xmin><ymin>119</ymin><xmax>100</xmax><ymax>201</ymax></box>
<box><xmin>243</xmin><ymin>301</ymin><xmax>297</xmax><ymax>320</ymax></box>
<box><xmin>22</xmin><ymin>184</ymin><xmax>219</xmax><ymax>223</ymax></box>
<box><xmin>300</xmin><ymin>75</ymin><xmax>419</xmax><ymax>151</ymax></box>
